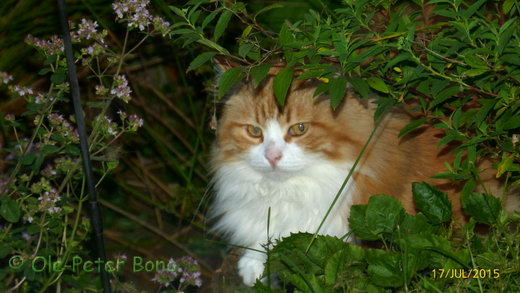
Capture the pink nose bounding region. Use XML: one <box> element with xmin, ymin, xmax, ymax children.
<box><xmin>266</xmin><ymin>148</ymin><xmax>282</xmax><ymax>168</ymax></box>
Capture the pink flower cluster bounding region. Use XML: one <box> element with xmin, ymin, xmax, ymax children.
<box><xmin>0</xmin><ymin>72</ymin><xmax>13</xmax><ymax>84</ymax></box>
<box><xmin>112</xmin><ymin>0</ymin><xmax>170</xmax><ymax>34</ymax></box>
<box><xmin>25</xmin><ymin>35</ymin><xmax>64</xmax><ymax>56</ymax></box>
<box><xmin>152</xmin><ymin>256</ymin><xmax>202</xmax><ymax>288</ymax></box>
<box><xmin>111</xmin><ymin>75</ymin><xmax>132</xmax><ymax>103</ymax></box>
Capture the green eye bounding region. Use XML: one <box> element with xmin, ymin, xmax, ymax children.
<box><xmin>246</xmin><ymin>125</ymin><xmax>263</xmax><ymax>138</ymax></box>
<box><xmin>288</xmin><ymin>122</ymin><xmax>309</xmax><ymax>136</ymax></box>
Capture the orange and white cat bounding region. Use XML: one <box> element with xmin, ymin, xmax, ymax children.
<box><xmin>209</xmin><ymin>63</ymin><xmax>505</xmax><ymax>286</ymax></box>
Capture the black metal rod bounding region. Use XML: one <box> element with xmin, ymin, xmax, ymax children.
<box><xmin>56</xmin><ymin>1</ymin><xmax>111</xmax><ymax>292</ymax></box>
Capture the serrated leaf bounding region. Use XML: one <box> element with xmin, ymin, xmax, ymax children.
<box><xmin>366</xmin><ymin>249</ymin><xmax>403</xmax><ymax>287</ymax></box>
<box><xmin>399</xmin><ymin>117</ymin><xmax>428</xmax><ymax>137</ymax></box>
<box><xmin>273</xmin><ymin>67</ymin><xmax>294</xmax><ymax>105</ymax></box>
<box><xmin>187</xmin><ymin>52</ymin><xmax>217</xmax><ymax>72</ymax></box>
<box><xmin>0</xmin><ymin>197</ymin><xmax>21</xmax><ymax>223</ymax></box>
<box><xmin>412</xmin><ymin>182</ymin><xmax>452</xmax><ymax>224</ymax></box>
<box><xmin>365</xmin><ymin>195</ymin><xmax>405</xmax><ymax>236</ymax></box>
<box><xmin>214</xmin><ymin>10</ymin><xmax>232</xmax><ymax>42</ymax></box>
<box><xmin>329</xmin><ymin>77</ymin><xmax>347</xmax><ymax>110</ymax></box>
<box><xmin>367</xmin><ymin>77</ymin><xmax>390</xmax><ymax>93</ymax></box>
<box><xmin>461</xmin><ymin>193</ymin><xmax>501</xmax><ymax>224</ymax></box>
<box><xmin>218</xmin><ymin>67</ymin><xmax>243</xmax><ymax>98</ymax></box>
<box><xmin>250</xmin><ymin>64</ymin><xmax>271</xmax><ymax>88</ymax></box>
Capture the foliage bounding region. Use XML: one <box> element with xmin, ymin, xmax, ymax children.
<box><xmin>167</xmin><ymin>0</ymin><xmax>520</xmax><ymax>291</ymax></box>
<box><xmin>0</xmin><ymin>1</ymin><xmax>203</xmax><ymax>291</ymax></box>
<box><xmin>249</xmin><ymin>185</ymin><xmax>519</xmax><ymax>292</ymax></box>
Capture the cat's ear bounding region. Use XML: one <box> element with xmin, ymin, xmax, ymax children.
<box><xmin>213</xmin><ymin>56</ymin><xmax>240</xmax><ymax>74</ymax></box>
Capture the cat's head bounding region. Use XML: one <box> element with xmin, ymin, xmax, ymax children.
<box><xmin>211</xmin><ymin>62</ymin><xmax>364</xmax><ymax>179</ymax></box>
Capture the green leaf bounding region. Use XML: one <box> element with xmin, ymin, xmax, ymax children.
<box><xmin>218</xmin><ymin>67</ymin><xmax>243</xmax><ymax>98</ymax></box>
<box><xmin>399</xmin><ymin>117</ymin><xmax>428</xmax><ymax>137</ymax></box>
<box><xmin>430</xmin><ymin>86</ymin><xmax>461</xmax><ymax>109</ymax></box>
<box><xmin>51</xmin><ymin>70</ymin><xmax>67</xmax><ymax>84</ymax></box>
<box><xmin>329</xmin><ymin>77</ymin><xmax>347</xmax><ymax>110</ymax></box>
<box><xmin>273</xmin><ymin>67</ymin><xmax>294</xmax><ymax>105</ymax></box>
<box><xmin>186</xmin><ymin>52</ymin><xmax>217</xmax><ymax>72</ymax></box>
<box><xmin>347</xmin><ymin>77</ymin><xmax>369</xmax><ymax>98</ymax></box>
<box><xmin>279</xmin><ymin>23</ymin><xmax>295</xmax><ymax>47</ymax></box>
<box><xmin>20</xmin><ymin>152</ymin><xmax>36</xmax><ymax>165</ymax></box>
<box><xmin>169</xmin><ymin>5</ymin><xmax>186</xmax><ymax>17</ymax></box>
<box><xmin>461</xmin><ymin>0</ymin><xmax>486</xmax><ymax>18</ymax></box>
<box><xmin>412</xmin><ymin>182</ymin><xmax>452</xmax><ymax>224</ymax></box>
<box><xmin>238</xmin><ymin>43</ymin><xmax>253</xmax><ymax>58</ymax></box>
<box><xmin>464</xmin><ymin>68</ymin><xmax>487</xmax><ymax>77</ymax></box>
<box><xmin>366</xmin><ymin>249</ymin><xmax>403</xmax><ymax>287</ymax></box>
<box><xmin>349</xmin><ymin>205</ymin><xmax>378</xmax><ymax>240</ymax></box>
<box><xmin>213</xmin><ymin>10</ymin><xmax>232</xmax><ymax>42</ymax></box>
<box><xmin>502</xmin><ymin>115</ymin><xmax>520</xmax><ymax>130</ymax></box>
<box><xmin>461</xmin><ymin>193</ymin><xmax>501</xmax><ymax>224</ymax></box>
<box><xmin>201</xmin><ymin>10</ymin><xmax>218</xmax><ymax>29</ymax></box>
<box><xmin>503</xmin><ymin>0</ymin><xmax>515</xmax><ymax>13</ymax></box>
<box><xmin>0</xmin><ymin>197</ymin><xmax>21</xmax><ymax>223</ymax></box>
<box><xmin>324</xmin><ymin>249</ymin><xmax>347</xmax><ymax>285</ymax></box>
<box><xmin>253</xmin><ymin>4</ymin><xmax>284</xmax><ymax>19</ymax></box>
<box><xmin>250</xmin><ymin>64</ymin><xmax>271</xmax><ymax>88</ymax></box>
<box><xmin>367</xmin><ymin>77</ymin><xmax>390</xmax><ymax>93</ymax></box>
<box><xmin>365</xmin><ymin>195</ymin><xmax>405</xmax><ymax>236</ymax></box>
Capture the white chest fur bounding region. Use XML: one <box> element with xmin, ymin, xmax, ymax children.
<box><xmin>210</xmin><ymin>159</ymin><xmax>355</xmax><ymax>285</ymax></box>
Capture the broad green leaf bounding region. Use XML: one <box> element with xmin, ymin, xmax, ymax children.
<box><xmin>324</xmin><ymin>249</ymin><xmax>347</xmax><ymax>285</ymax></box>
<box><xmin>186</xmin><ymin>52</ymin><xmax>217</xmax><ymax>72</ymax></box>
<box><xmin>250</xmin><ymin>64</ymin><xmax>271</xmax><ymax>88</ymax></box>
<box><xmin>366</xmin><ymin>249</ymin><xmax>403</xmax><ymax>287</ymax></box>
<box><xmin>399</xmin><ymin>117</ymin><xmax>428</xmax><ymax>137</ymax></box>
<box><xmin>214</xmin><ymin>10</ymin><xmax>232</xmax><ymax>42</ymax></box>
<box><xmin>0</xmin><ymin>197</ymin><xmax>21</xmax><ymax>223</ymax></box>
<box><xmin>349</xmin><ymin>205</ymin><xmax>379</xmax><ymax>240</ymax></box>
<box><xmin>461</xmin><ymin>192</ymin><xmax>501</xmax><ymax>224</ymax></box>
<box><xmin>367</xmin><ymin>77</ymin><xmax>390</xmax><ymax>93</ymax></box>
<box><xmin>329</xmin><ymin>77</ymin><xmax>347</xmax><ymax>110</ymax></box>
<box><xmin>273</xmin><ymin>67</ymin><xmax>294</xmax><ymax>105</ymax></box>
<box><xmin>365</xmin><ymin>195</ymin><xmax>405</xmax><ymax>236</ymax></box>
<box><xmin>412</xmin><ymin>182</ymin><xmax>452</xmax><ymax>224</ymax></box>
<box><xmin>218</xmin><ymin>67</ymin><xmax>243</xmax><ymax>98</ymax></box>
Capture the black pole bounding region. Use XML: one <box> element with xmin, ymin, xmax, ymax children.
<box><xmin>56</xmin><ymin>1</ymin><xmax>111</xmax><ymax>292</ymax></box>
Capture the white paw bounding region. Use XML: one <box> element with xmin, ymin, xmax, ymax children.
<box><xmin>238</xmin><ymin>254</ymin><xmax>265</xmax><ymax>286</ymax></box>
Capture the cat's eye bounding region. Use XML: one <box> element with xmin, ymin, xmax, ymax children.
<box><xmin>288</xmin><ymin>122</ymin><xmax>309</xmax><ymax>136</ymax></box>
<box><xmin>246</xmin><ymin>125</ymin><xmax>263</xmax><ymax>138</ymax></box>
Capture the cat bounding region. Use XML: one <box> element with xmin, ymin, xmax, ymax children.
<box><xmin>208</xmin><ymin>61</ymin><xmax>507</xmax><ymax>286</ymax></box>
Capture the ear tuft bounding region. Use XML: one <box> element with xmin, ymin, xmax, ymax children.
<box><xmin>213</xmin><ymin>56</ymin><xmax>240</xmax><ymax>75</ymax></box>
